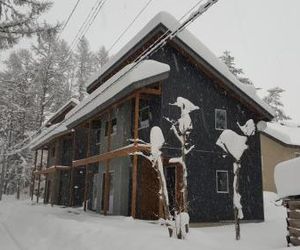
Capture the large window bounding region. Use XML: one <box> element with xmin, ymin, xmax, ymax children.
<box><xmin>215</xmin><ymin>109</ymin><xmax>227</xmax><ymax>130</ymax></box>
<box><xmin>105</xmin><ymin>118</ymin><xmax>117</xmax><ymax>136</ymax></box>
<box><xmin>92</xmin><ymin>119</ymin><xmax>102</xmax><ymax>145</ymax></box>
<box><xmin>216</xmin><ymin>170</ymin><xmax>229</xmax><ymax>193</ymax></box>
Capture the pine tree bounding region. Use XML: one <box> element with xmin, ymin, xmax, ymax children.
<box><xmin>0</xmin><ymin>48</ymin><xmax>36</xmax><ymax>198</ymax></box>
<box><xmin>263</xmin><ymin>87</ymin><xmax>291</xmax><ymax>122</ymax></box>
<box><xmin>32</xmin><ymin>29</ymin><xmax>74</xmax><ymax>126</ymax></box>
<box><xmin>0</xmin><ymin>0</ymin><xmax>55</xmax><ymax>49</ymax></box>
<box><xmin>95</xmin><ymin>46</ymin><xmax>109</xmax><ymax>70</ymax></box>
<box><xmin>75</xmin><ymin>37</ymin><xmax>95</xmax><ymax>101</ymax></box>
<box><xmin>220</xmin><ymin>51</ymin><xmax>252</xmax><ymax>85</ymax></box>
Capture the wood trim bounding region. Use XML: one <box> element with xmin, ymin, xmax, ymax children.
<box><xmin>31</xmin><ymin>150</ymin><xmax>38</xmax><ymax>201</ymax></box>
<box><xmin>84</xmin><ymin>121</ymin><xmax>92</xmax><ymax>211</ymax></box>
<box><xmin>287</xmin><ymin>200</ymin><xmax>300</xmax><ymax>210</ymax></box>
<box><xmin>36</xmin><ymin>149</ymin><xmax>43</xmax><ymax>203</ymax></box>
<box><xmin>72</xmin><ymin>144</ymin><xmax>150</xmax><ymax>167</ymax></box>
<box><xmin>104</xmin><ymin>111</ymin><xmax>112</xmax><ymax>215</ymax></box>
<box><xmin>69</xmin><ymin>87</ymin><xmax>161</xmax><ymax>131</ymax></box>
<box><xmin>69</xmin><ymin>131</ymin><xmax>76</xmax><ymax>207</ymax></box>
<box><xmin>34</xmin><ymin>165</ymin><xmax>71</xmax><ymax>175</ymax></box>
<box><xmin>131</xmin><ymin>93</ymin><xmax>140</xmax><ymax>218</ymax></box>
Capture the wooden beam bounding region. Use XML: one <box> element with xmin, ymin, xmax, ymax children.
<box><xmin>69</xmin><ymin>131</ymin><xmax>76</xmax><ymax>207</ymax></box>
<box><xmin>72</xmin><ymin>144</ymin><xmax>149</xmax><ymax>167</ymax></box>
<box><xmin>131</xmin><ymin>93</ymin><xmax>140</xmax><ymax>218</ymax></box>
<box><xmin>34</xmin><ymin>165</ymin><xmax>71</xmax><ymax>175</ymax></box>
<box><xmin>104</xmin><ymin>111</ymin><xmax>112</xmax><ymax>215</ymax></box>
<box><xmin>36</xmin><ymin>148</ymin><xmax>43</xmax><ymax>203</ymax></box>
<box><xmin>31</xmin><ymin>150</ymin><xmax>38</xmax><ymax>201</ymax></box>
<box><xmin>139</xmin><ymin>87</ymin><xmax>161</xmax><ymax>96</ymax></box>
<box><xmin>51</xmin><ymin>139</ymin><xmax>59</xmax><ymax>207</ymax></box>
<box><xmin>84</xmin><ymin>121</ymin><xmax>91</xmax><ymax>212</ymax></box>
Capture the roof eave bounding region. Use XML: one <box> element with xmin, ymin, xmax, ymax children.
<box><xmin>67</xmin><ymin>71</ymin><xmax>170</xmax><ymax>129</ymax></box>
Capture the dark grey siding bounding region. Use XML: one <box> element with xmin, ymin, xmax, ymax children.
<box><xmin>148</xmin><ymin>45</ymin><xmax>264</xmax><ymax>222</ymax></box>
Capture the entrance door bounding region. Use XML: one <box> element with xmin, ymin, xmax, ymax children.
<box><xmin>91</xmin><ymin>174</ymin><xmax>99</xmax><ymax>211</ymax></box>
<box><xmin>108</xmin><ymin>172</ymin><xmax>114</xmax><ymax>214</ymax></box>
<box><xmin>101</xmin><ymin>172</ymin><xmax>114</xmax><ymax>214</ymax></box>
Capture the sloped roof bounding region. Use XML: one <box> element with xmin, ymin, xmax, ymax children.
<box><xmin>86</xmin><ymin>11</ymin><xmax>274</xmax><ymax>118</ymax></box>
<box><xmin>260</xmin><ymin>122</ymin><xmax>300</xmax><ymax>147</ymax></box>
<box><xmin>30</xmin><ymin>60</ymin><xmax>170</xmax><ymax>149</ymax></box>
<box><xmin>30</xmin><ymin>124</ymin><xmax>68</xmax><ymax>150</ymax></box>
<box><xmin>45</xmin><ymin>98</ymin><xmax>79</xmax><ymax>126</ymax></box>
<box><xmin>29</xmin><ymin>98</ymin><xmax>79</xmax><ymax>150</ymax></box>
<box><xmin>65</xmin><ymin>60</ymin><xmax>170</xmax><ymax>128</ymax></box>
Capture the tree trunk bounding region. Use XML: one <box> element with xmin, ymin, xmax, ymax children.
<box><xmin>0</xmin><ymin>154</ymin><xmax>5</xmax><ymax>201</ymax></box>
<box><xmin>234</xmin><ymin>163</ymin><xmax>241</xmax><ymax>240</ymax></box>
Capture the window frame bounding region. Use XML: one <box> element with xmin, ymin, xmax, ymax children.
<box><xmin>105</xmin><ymin>118</ymin><xmax>117</xmax><ymax>137</ymax></box>
<box><xmin>216</xmin><ymin>170</ymin><xmax>229</xmax><ymax>194</ymax></box>
<box><xmin>215</xmin><ymin>109</ymin><xmax>227</xmax><ymax>131</ymax></box>
<box><xmin>138</xmin><ymin>105</ymin><xmax>150</xmax><ymax>130</ymax></box>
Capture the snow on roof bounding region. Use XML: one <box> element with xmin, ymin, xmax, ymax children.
<box><xmin>260</xmin><ymin>122</ymin><xmax>300</xmax><ymax>147</ymax></box>
<box><xmin>30</xmin><ymin>60</ymin><xmax>169</xmax><ymax>150</ymax></box>
<box><xmin>86</xmin><ymin>11</ymin><xmax>274</xmax><ymax>117</ymax></box>
<box><xmin>30</xmin><ymin>98</ymin><xmax>79</xmax><ymax>150</ymax></box>
<box><xmin>65</xmin><ymin>59</ymin><xmax>170</xmax><ymax>128</ymax></box>
<box><xmin>29</xmin><ymin>123</ymin><xmax>68</xmax><ymax>150</ymax></box>
<box><xmin>45</xmin><ymin>98</ymin><xmax>79</xmax><ymax>126</ymax></box>
<box><xmin>274</xmin><ymin>157</ymin><xmax>300</xmax><ymax>198</ymax></box>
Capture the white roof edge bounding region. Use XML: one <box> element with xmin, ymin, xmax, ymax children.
<box><xmin>45</xmin><ymin>98</ymin><xmax>79</xmax><ymax>126</ymax></box>
<box><xmin>86</xmin><ymin>11</ymin><xmax>274</xmax><ymax>117</ymax></box>
<box><xmin>30</xmin><ymin>59</ymin><xmax>170</xmax><ymax>150</ymax></box>
<box><xmin>260</xmin><ymin>122</ymin><xmax>300</xmax><ymax>147</ymax></box>
<box><xmin>65</xmin><ymin>59</ymin><xmax>170</xmax><ymax>127</ymax></box>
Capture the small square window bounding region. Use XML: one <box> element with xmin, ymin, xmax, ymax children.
<box><xmin>215</xmin><ymin>109</ymin><xmax>227</xmax><ymax>130</ymax></box>
<box><xmin>216</xmin><ymin>170</ymin><xmax>229</xmax><ymax>193</ymax></box>
<box><xmin>139</xmin><ymin>106</ymin><xmax>150</xmax><ymax>129</ymax></box>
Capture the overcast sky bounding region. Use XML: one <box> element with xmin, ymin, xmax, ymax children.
<box><xmin>3</xmin><ymin>0</ymin><xmax>300</xmax><ymax>122</ymax></box>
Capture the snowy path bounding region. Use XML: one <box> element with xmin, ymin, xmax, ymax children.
<box><xmin>0</xmin><ymin>193</ymin><xmax>297</xmax><ymax>250</ymax></box>
<box><xmin>0</xmin><ymin>220</ymin><xmax>24</xmax><ymax>250</ymax></box>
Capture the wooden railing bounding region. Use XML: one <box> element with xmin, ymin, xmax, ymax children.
<box><xmin>285</xmin><ymin>199</ymin><xmax>300</xmax><ymax>246</ymax></box>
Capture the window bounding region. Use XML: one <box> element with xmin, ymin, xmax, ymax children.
<box><xmin>216</xmin><ymin>170</ymin><xmax>229</xmax><ymax>193</ymax></box>
<box><xmin>92</xmin><ymin>119</ymin><xmax>102</xmax><ymax>145</ymax></box>
<box><xmin>105</xmin><ymin>118</ymin><xmax>117</xmax><ymax>136</ymax></box>
<box><xmin>51</xmin><ymin>146</ymin><xmax>56</xmax><ymax>157</ymax></box>
<box><xmin>138</xmin><ymin>100</ymin><xmax>151</xmax><ymax>129</ymax></box>
<box><xmin>139</xmin><ymin>106</ymin><xmax>150</xmax><ymax>129</ymax></box>
<box><xmin>295</xmin><ymin>152</ymin><xmax>300</xmax><ymax>158</ymax></box>
<box><xmin>215</xmin><ymin>109</ymin><xmax>227</xmax><ymax>130</ymax></box>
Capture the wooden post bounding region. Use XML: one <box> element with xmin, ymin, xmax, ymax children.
<box><xmin>51</xmin><ymin>139</ymin><xmax>59</xmax><ymax>207</ymax></box>
<box><xmin>131</xmin><ymin>93</ymin><xmax>140</xmax><ymax>218</ymax></box>
<box><xmin>104</xmin><ymin>111</ymin><xmax>112</xmax><ymax>215</ymax></box>
<box><xmin>84</xmin><ymin>121</ymin><xmax>91</xmax><ymax>211</ymax></box>
<box><xmin>36</xmin><ymin>148</ymin><xmax>43</xmax><ymax>203</ymax></box>
<box><xmin>31</xmin><ymin>150</ymin><xmax>38</xmax><ymax>201</ymax></box>
<box><xmin>69</xmin><ymin>131</ymin><xmax>76</xmax><ymax>207</ymax></box>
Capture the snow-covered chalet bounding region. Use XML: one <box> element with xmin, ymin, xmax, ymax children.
<box><xmin>30</xmin><ymin>12</ymin><xmax>274</xmax><ymax>223</ymax></box>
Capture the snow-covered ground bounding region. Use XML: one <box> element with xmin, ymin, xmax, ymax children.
<box><xmin>0</xmin><ymin>192</ymin><xmax>296</xmax><ymax>250</ymax></box>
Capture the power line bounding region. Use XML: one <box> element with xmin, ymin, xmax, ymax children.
<box><xmin>9</xmin><ymin>0</ymin><xmax>219</xmax><ymax>155</ymax></box>
<box><xmin>107</xmin><ymin>0</ymin><xmax>154</xmax><ymax>54</ymax></box>
<box><xmin>60</xmin><ymin>0</ymin><xmax>82</xmax><ymax>35</ymax></box>
<box><xmin>69</xmin><ymin>0</ymin><xmax>107</xmax><ymax>53</ymax></box>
